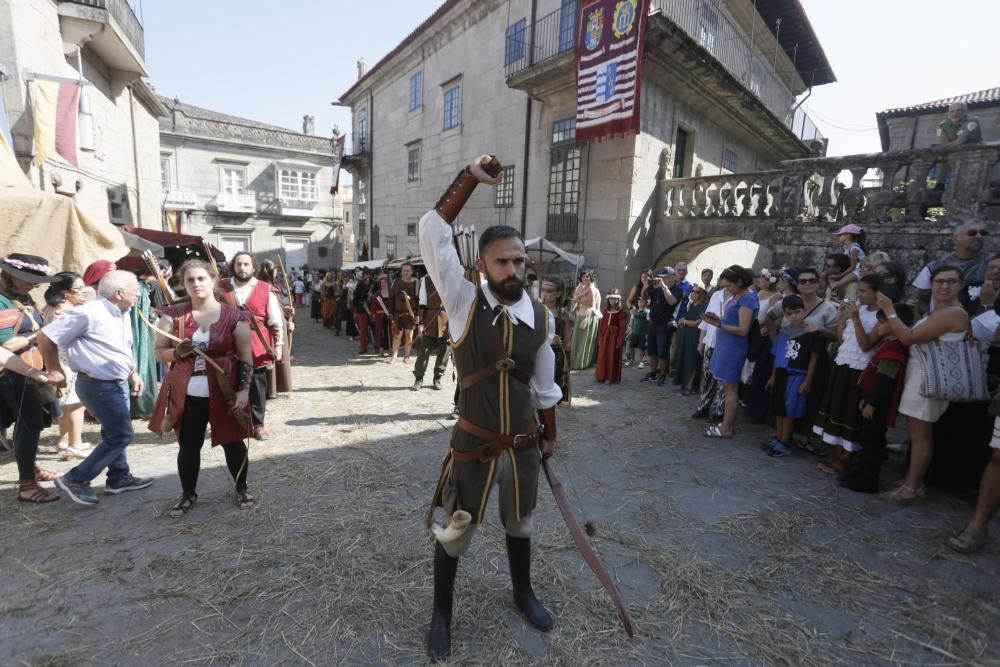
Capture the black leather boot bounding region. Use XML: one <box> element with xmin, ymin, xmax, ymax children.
<box><xmin>506</xmin><ymin>535</ymin><xmax>554</xmax><ymax>631</ymax></box>
<box><xmin>426</xmin><ymin>542</ymin><xmax>458</xmax><ymax>661</ymax></box>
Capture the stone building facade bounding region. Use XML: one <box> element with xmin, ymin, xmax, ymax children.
<box><xmin>338</xmin><ymin>0</ymin><xmax>834</xmax><ymax>290</ymax></box>
<box><xmin>0</xmin><ymin>0</ymin><xmax>163</xmax><ymax>228</ymax></box>
<box><xmin>876</xmin><ymin>87</ymin><xmax>1000</xmax><ymax>152</ymax></box>
<box><xmin>159</xmin><ymin>98</ymin><xmax>345</xmax><ymax>270</ymax></box>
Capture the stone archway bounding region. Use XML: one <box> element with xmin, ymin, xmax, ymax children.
<box><xmin>651</xmin><ymin>236</ymin><xmax>773</xmax><ymax>282</ymax></box>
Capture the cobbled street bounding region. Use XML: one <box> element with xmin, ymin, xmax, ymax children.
<box><xmin>1</xmin><ymin>315</ymin><xmax>998</xmax><ymax>666</ymax></box>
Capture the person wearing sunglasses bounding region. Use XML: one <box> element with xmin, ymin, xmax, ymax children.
<box><xmin>912</xmin><ymin>221</ymin><xmax>991</xmax><ymax>314</ymax></box>
<box><xmin>766</xmin><ymin>268</ymin><xmax>840</xmax><ymax>452</ymax></box>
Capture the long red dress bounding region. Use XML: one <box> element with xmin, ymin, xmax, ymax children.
<box><xmin>595</xmin><ymin>308</ymin><xmax>626</xmax><ymax>384</ymax></box>
<box><xmin>149</xmin><ymin>304</ymin><xmax>252</xmax><ymax>446</ymax></box>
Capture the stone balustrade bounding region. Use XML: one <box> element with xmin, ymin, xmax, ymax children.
<box><xmin>658</xmin><ymin>143</ymin><xmax>1000</xmax><ymax>224</ymax></box>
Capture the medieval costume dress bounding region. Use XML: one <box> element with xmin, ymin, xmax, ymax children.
<box><xmin>570</xmin><ymin>282</ymin><xmax>601</xmax><ymax>370</ymax></box>
<box><xmin>370</xmin><ymin>284</ymin><xmax>392</xmax><ymax>355</ymax></box>
<box><xmin>149</xmin><ymin>303</ymin><xmax>253</xmax><ymax>509</ymax></box>
<box><xmin>129</xmin><ymin>280</ymin><xmax>158</xmax><ymax>418</ymax></box>
<box><xmin>0</xmin><ymin>258</ymin><xmax>60</xmax><ymax>502</ymax></box>
<box><xmin>594</xmin><ymin>306</ymin><xmax>626</xmax><ymax>384</ymax></box>
<box><xmin>321</xmin><ymin>277</ymin><xmax>339</xmax><ymax>329</ymax></box>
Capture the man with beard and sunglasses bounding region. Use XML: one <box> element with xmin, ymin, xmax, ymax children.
<box><xmin>218</xmin><ymin>252</ymin><xmax>285</xmax><ymax>440</ymax></box>
<box><xmin>418</xmin><ymin>155</ymin><xmax>561</xmax><ymax>660</ymax></box>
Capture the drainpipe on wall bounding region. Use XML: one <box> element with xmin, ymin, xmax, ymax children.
<box><xmin>127</xmin><ymin>85</ymin><xmax>142</xmax><ymax>228</ymax></box>
<box><xmin>367</xmin><ymin>88</ymin><xmax>374</xmax><ymax>255</ymax></box>
<box><xmin>519</xmin><ymin>0</ymin><xmax>538</xmax><ymax>238</ymax></box>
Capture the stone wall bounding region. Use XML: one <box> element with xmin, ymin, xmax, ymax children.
<box><xmin>0</xmin><ymin>0</ymin><xmax>162</xmax><ymax>229</ymax></box>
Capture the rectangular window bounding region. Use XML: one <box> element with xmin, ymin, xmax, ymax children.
<box><xmin>407</xmin><ymin>222</ymin><xmax>417</xmax><ymax>236</ymax></box>
<box><xmin>723</xmin><ymin>147</ymin><xmax>738</xmax><ymax>172</ymax></box>
<box><xmin>221</xmin><ymin>166</ymin><xmax>246</xmax><ymax>194</ymax></box>
<box><xmin>698</xmin><ymin>4</ymin><xmax>719</xmax><ymax>55</ymax></box>
<box><xmin>357</xmin><ymin>105</ymin><xmax>368</xmax><ymax>152</ymax></box>
<box><xmin>546</xmin><ymin>118</ymin><xmax>581</xmax><ymax>242</ymax></box>
<box><xmin>673</xmin><ymin>127</ymin><xmax>689</xmax><ymax>179</ymax></box>
<box><xmin>409</xmin><ymin>71</ymin><xmax>423</xmax><ymax>111</ymax></box>
<box><xmin>495</xmin><ymin>165</ymin><xmax>515</xmax><ymax>208</ymax></box>
<box><xmin>552</xmin><ymin>117</ymin><xmax>576</xmax><ymax>144</ymax></box>
<box><xmin>279</xmin><ymin>169</ymin><xmax>319</xmax><ymax>201</ymax></box>
<box><xmin>505</xmin><ymin>18</ymin><xmax>527</xmax><ymax>65</ymax></box>
<box><xmin>407</xmin><ymin>145</ymin><xmax>421</xmax><ymax>183</ymax></box>
<box><xmin>160</xmin><ymin>157</ymin><xmax>170</xmax><ymax>190</ymax></box>
<box><xmin>558</xmin><ymin>0</ymin><xmax>578</xmax><ymax>52</ymax></box>
<box><xmin>443</xmin><ymin>84</ymin><xmax>461</xmax><ymax>131</ymax></box>
<box><xmin>345</xmin><ymin>210</ymin><xmax>350</xmax><ymax>224</ymax></box>
<box><xmin>386</xmin><ymin>235</ymin><xmax>397</xmax><ymax>259</ymax></box>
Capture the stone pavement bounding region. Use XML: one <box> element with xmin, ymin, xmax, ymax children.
<box><xmin>0</xmin><ymin>312</ymin><xmax>998</xmax><ymax>665</ymax></box>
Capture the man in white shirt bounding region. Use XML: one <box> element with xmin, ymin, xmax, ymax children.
<box><xmin>39</xmin><ymin>271</ymin><xmax>153</xmax><ymax>506</ymax></box>
<box><xmin>419</xmin><ymin>155</ymin><xmax>561</xmax><ymax>660</ymax></box>
<box><xmin>219</xmin><ymin>252</ymin><xmax>285</xmax><ymax>440</ymax></box>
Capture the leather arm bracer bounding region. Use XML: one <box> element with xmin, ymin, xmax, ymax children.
<box><xmin>537</xmin><ymin>407</ymin><xmax>557</xmax><ymax>443</ymax></box>
<box><xmin>433</xmin><ymin>157</ymin><xmax>503</xmax><ymax>224</ymax></box>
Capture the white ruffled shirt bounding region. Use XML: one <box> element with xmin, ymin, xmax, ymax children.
<box><xmin>418</xmin><ymin>209</ymin><xmax>562</xmax><ymax>410</ymax></box>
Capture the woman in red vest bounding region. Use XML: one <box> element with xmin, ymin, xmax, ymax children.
<box><xmin>150</xmin><ymin>259</ymin><xmax>256</xmax><ymax>517</ymax></box>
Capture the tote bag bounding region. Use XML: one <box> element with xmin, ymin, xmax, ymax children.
<box><xmin>916</xmin><ymin>337</ymin><xmax>990</xmax><ymax>402</ymax></box>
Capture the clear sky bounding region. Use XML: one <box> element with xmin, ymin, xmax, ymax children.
<box><xmin>142</xmin><ymin>0</ymin><xmax>998</xmax><ymax>160</ymax></box>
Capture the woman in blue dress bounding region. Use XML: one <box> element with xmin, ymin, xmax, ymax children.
<box><xmin>703</xmin><ymin>265</ymin><xmax>758</xmax><ymax>438</ymax></box>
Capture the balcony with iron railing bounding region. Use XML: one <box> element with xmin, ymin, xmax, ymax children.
<box><xmin>504</xmin><ymin>0</ymin><xmax>824</xmax><ymax>146</ymax></box>
<box><xmin>57</xmin><ymin>0</ymin><xmax>146</xmax><ymax>75</ymax></box>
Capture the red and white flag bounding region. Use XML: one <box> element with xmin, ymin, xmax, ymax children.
<box><xmin>329</xmin><ymin>134</ymin><xmax>346</xmax><ymax>195</ymax></box>
<box><xmin>575</xmin><ymin>0</ymin><xmax>647</xmax><ymax>144</ymax></box>
<box><xmin>31</xmin><ymin>80</ymin><xmax>80</xmax><ymax>167</ymax></box>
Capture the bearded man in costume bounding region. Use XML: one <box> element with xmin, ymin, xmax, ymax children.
<box><xmin>411</xmin><ymin>273</ymin><xmax>449</xmax><ymax>391</ymax></box>
<box><xmin>419</xmin><ymin>155</ymin><xmax>561</xmax><ymax>660</ymax></box>
<box><xmin>218</xmin><ymin>252</ymin><xmax>284</xmax><ymax>440</ymax></box>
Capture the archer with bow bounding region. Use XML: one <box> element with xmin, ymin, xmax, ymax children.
<box><xmin>148</xmin><ymin>259</ymin><xmax>256</xmax><ymax>517</ymax></box>
<box><xmin>418</xmin><ymin>155</ymin><xmax>563</xmax><ymax>660</ymax></box>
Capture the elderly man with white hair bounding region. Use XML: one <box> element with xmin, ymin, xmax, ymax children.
<box><xmin>38</xmin><ymin>270</ymin><xmax>153</xmax><ymax>506</ymax></box>
<box><xmin>937</xmin><ymin>102</ymin><xmax>982</xmax><ymax>146</ymax></box>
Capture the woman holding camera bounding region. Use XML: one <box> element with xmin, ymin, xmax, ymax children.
<box><xmin>702</xmin><ymin>266</ymin><xmax>757</xmax><ymax>439</ymax></box>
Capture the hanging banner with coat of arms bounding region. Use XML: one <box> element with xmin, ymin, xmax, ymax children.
<box><xmin>575</xmin><ymin>0</ymin><xmax>648</xmax><ymax>144</ymax></box>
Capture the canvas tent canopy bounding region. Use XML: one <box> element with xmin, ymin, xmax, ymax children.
<box><xmin>0</xmin><ymin>151</ymin><xmax>128</xmax><ymax>274</ymax></box>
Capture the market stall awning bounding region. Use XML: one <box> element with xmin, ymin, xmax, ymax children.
<box><xmin>120</xmin><ymin>225</ymin><xmax>225</xmax><ymax>264</ymax></box>
<box><xmin>0</xmin><ymin>185</ymin><xmax>128</xmax><ymax>275</ymax></box>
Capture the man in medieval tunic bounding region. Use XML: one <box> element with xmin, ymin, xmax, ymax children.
<box><xmin>218</xmin><ymin>252</ymin><xmax>284</xmax><ymax>441</ymax></box>
<box><xmin>412</xmin><ymin>273</ymin><xmax>449</xmax><ymax>391</ymax></box>
<box><xmin>419</xmin><ymin>155</ymin><xmax>561</xmax><ymax>660</ymax></box>
<box><xmin>388</xmin><ymin>262</ymin><xmax>419</xmax><ymax>363</ymax></box>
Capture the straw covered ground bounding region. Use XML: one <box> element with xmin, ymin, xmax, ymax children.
<box><xmin>1</xmin><ymin>315</ymin><xmax>998</xmax><ymax>666</ymax></box>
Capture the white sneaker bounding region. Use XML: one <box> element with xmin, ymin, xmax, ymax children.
<box><xmin>637</xmin><ymin>362</ymin><xmax>646</xmax><ymax>369</ymax></box>
<box><xmin>887</xmin><ymin>439</ymin><xmax>909</xmax><ymax>454</ymax></box>
<box><xmin>623</xmin><ymin>359</ymin><xmax>632</xmax><ymax>367</ymax></box>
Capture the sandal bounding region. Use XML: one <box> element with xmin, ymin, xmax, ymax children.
<box><xmin>18</xmin><ymin>480</ymin><xmax>59</xmax><ymax>503</ymax></box>
<box><xmin>57</xmin><ymin>443</ymin><xmax>92</xmax><ymax>461</ymax></box>
<box><xmin>237</xmin><ymin>490</ymin><xmax>256</xmax><ymax>511</ymax></box>
<box><xmin>948</xmin><ymin>528</ymin><xmax>988</xmax><ymax>554</ymax></box>
<box><xmin>34</xmin><ymin>465</ymin><xmax>58</xmax><ymax>482</ymax></box>
<box><xmin>167</xmin><ymin>493</ymin><xmax>197</xmax><ymax>518</ymax></box>
<box><xmin>880</xmin><ymin>484</ymin><xmax>926</xmax><ymax>504</ymax></box>
<box><xmin>793</xmin><ymin>439</ymin><xmax>823</xmax><ymax>456</ymax></box>
<box><xmin>704</xmin><ymin>425</ymin><xmax>733</xmax><ymax>439</ymax></box>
